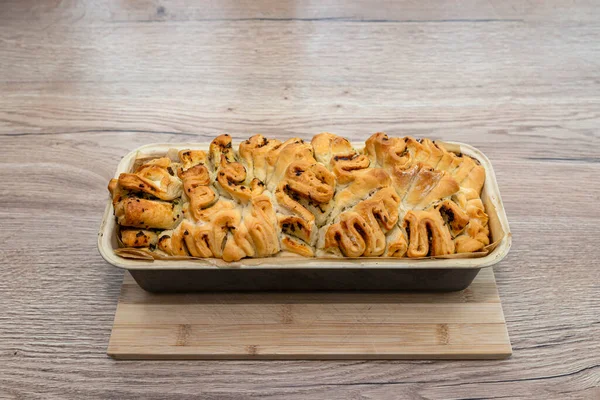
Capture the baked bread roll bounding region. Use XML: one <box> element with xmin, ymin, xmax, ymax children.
<box><xmin>118</xmin><ymin>157</ymin><xmax>183</xmax><ymax>201</ymax></box>
<box><xmin>109</xmin><ymin>132</ymin><xmax>490</xmax><ymax>261</ymax></box>
<box><xmin>312</xmin><ymin>132</ymin><xmax>370</xmax><ymax>184</ymax></box>
<box><xmin>120</xmin><ymin>229</ymin><xmax>158</xmax><ymax>248</ymax></box>
<box><xmin>239</xmin><ymin>134</ymin><xmax>282</xmax><ymax>182</ymax></box>
<box><xmin>178</xmin><ymin>164</ymin><xmax>217</xmax><ymax>221</ymax></box>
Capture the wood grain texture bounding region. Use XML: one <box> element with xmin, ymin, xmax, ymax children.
<box><xmin>0</xmin><ymin>0</ymin><xmax>599</xmax><ymax>398</ymax></box>
<box><xmin>108</xmin><ymin>268</ymin><xmax>511</xmax><ymax>359</ymax></box>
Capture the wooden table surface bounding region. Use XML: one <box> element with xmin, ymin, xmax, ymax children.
<box><xmin>1</xmin><ymin>1</ymin><xmax>599</xmax><ymax>398</ymax></box>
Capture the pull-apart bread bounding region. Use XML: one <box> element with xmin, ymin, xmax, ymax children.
<box><xmin>109</xmin><ymin>133</ymin><xmax>489</xmax><ymax>262</ymax></box>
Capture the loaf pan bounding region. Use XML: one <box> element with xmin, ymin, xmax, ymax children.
<box><xmin>98</xmin><ymin>141</ymin><xmax>511</xmax><ymax>292</ymax></box>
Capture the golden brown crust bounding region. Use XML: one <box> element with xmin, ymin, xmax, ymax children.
<box><xmin>437</xmin><ymin>199</ymin><xmax>470</xmax><ymax>236</ymax></box>
<box><xmin>414</xmin><ymin>139</ymin><xmax>446</xmax><ymax>168</ymax></box>
<box><xmin>107</xmin><ymin>178</ymin><xmax>125</xmax><ymax>206</ymax></box>
<box><xmin>402</xmin><ymin>165</ymin><xmax>460</xmax><ymax>210</ymax></box>
<box><xmin>274</xmin><ymin>161</ymin><xmax>336</xmax><ymax>226</ymax></box>
<box><xmin>179</xmin><ymin>221</ymin><xmax>213</xmax><ymax>258</ymax></box>
<box><xmin>283</xmin><ymin>161</ymin><xmax>336</xmax><ymax>203</ymax></box>
<box><xmin>111</xmin><ymin>132</ymin><xmax>489</xmax><ymax>261</ymax></box>
<box><xmin>311</xmin><ymin>133</ymin><xmax>370</xmax><ymax>184</ymax></box>
<box><xmin>311</xmin><ymin>132</ymin><xmax>346</xmax><ymax>165</ymax></box>
<box><xmin>365</xmin><ymin>132</ymin><xmax>411</xmax><ymax>169</ymax></box>
<box><xmin>194</xmin><ymin>198</ymin><xmax>236</xmax><ymax>223</ymax></box>
<box><xmin>324</xmin><ymin>212</ymin><xmax>369</xmax><ymax>257</ymax></box>
<box><xmin>159</xmin><ymin>195</ymin><xmax>281</xmax><ymax>260</ymax></box>
<box><xmin>331</xmin><ymin>153</ymin><xmax>370</xmax><ymax>184</ymax></box>
<box><xmin>272</xmin><ymin>160</ymin><xmax>336</xmax><ymax>248</ymax></box>
<box><xmin>120</xmin><ymin>229</ymin><xmax>158</xmax><ymax>248</ymax></box>
<box><xmin>354</xmin><ymin>188</ymin><xmax>400</xmax><ymax>231</ymax></box>
<box><xmin>368</xmin><ymin>133</ymin><xmax>486</xmax><ymax>197</ymax></box>
<box><xmin>389</xmin><ymin>164</ymin><xmax>420</xmax><ymax>199</ymax></box>
<box><xmin>208</xmin><ymin>134</ymin><xmax>236</xmax><ymax>168</ymax></box>
<box><xmin>385</xmin><ymin>226</ymin><xmax>408</xmax><ymax>257</ymax></box>
<box><xmin>281</xmin><ymin>236</ymin><xmax>314</xmax><ymax>257</ymax></box>
<box><xmin>215</xmin><ymin>154</ymin><xmax>266</xmax><ymax>205</ymax></box>
<box><xmin>328</xmin><ymin>168</ymin><xmax>392</xmax><ymax>219</ymax></box>
<box><xmin>274</xmin><ymin>189</ymin><xmax>315</xmax><ymax>223</ymax></box>
<box><xmin>279</xmin><ymin>215</ymin><xmax>313</xmax><ymax>243</ymax></box>
<box><xmin>114</xmin><ymin>197</ymin><xmax>182</xmax><ymax>229</ymax></box>
<box><xmin>108</xmin><ymin>178</ymin><xmax>119</xmax><ymax>199</ymax></box>
<box><xmin>404</xmin><ymin>209</ymin><xmax>455</xmax><ymax>257</ymax></box>
<box><xmin>265</xmin><ymin>138</ymin><xmax>315</xmax><ymax>190</ymax></box>
<box><xmin>452</xmin><ymin>188</ymin><xmax>490</xmax><ymax>252</ymax></box>
<box><xmin>460</xmin><ymin>163</ymin><xmax>486</xmax><ymax>194</ymax></box>
<box><xmin>189</xmin><ymin>208</ymin><xmax>249</xmax><ymax>261</ymax></box>
<box><xmin>178</xmin><ymin>164</ymin><xmax>217</xmax><ymax>221</ymax></box>
<box><xmin>239</xmin><ymin>134</ymin><xmax>282</xmax><ymax>182</ymax></box>
<box><xmin>157</xmin><ymin>228</ymin><xmax>187</xmax><ymax>256</ymax></box>
<box><xmin>118</xmin><ymin>157</ymin><xmax>182</xmax><ymax>201</ymax></box>
<box><xmin>178</xmin><ymin>149</ymin><xmax>207</xmax><ymax>170</ymax></box>
<box><xmin>323</xmin><ymin>188</ymin><xmax>400</xmax><ymax>257</ymax></box>
<box><xmin>179</xmin><ymin>164</ymin><xmax>211</xmax><ymax>187</ymax></box>
<box><xmin>243</xmin><ymin>195</ymin><xmax>281</xmax><ymax>257</ymax></box>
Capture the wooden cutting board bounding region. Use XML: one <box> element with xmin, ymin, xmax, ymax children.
<box><xmin>108</xmin><ymin>268</ymin><xmax>511</xmax><ymax>359</ymax></box>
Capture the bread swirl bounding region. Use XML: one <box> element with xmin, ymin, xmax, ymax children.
<box><xmin>109</xmin><ymin>132</ymin><xmax>490</xmax><ymax>261</ymax></box>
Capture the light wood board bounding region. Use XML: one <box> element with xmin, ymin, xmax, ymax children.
<box><xmin>108</xmin><ymin>268</ymin><xmax>511</xmax><ymax>359</ymax></box>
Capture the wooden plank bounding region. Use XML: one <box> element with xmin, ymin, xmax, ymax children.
<box><xmin>2</xmin><ymin>0</ymin><xmax>598</xmax><ymax>25</ymax></box>
<box><xmin>113</xmin><ymin>303</ymin><xmax>506</xmax><ymax>325</ymax></box>
<box><xmin>107</xmin><ymin>269</ymin><xmax>512</xmax><ymax>359</ymax></box>
<box><xmin>109</xmin><ymin>323</ymin><xmax>510</xmax><ymax>347</ymax></box>
<box><xmin>109</xmin><ymin>344</ymin><xmax>513</xmax><ymax>360</ymax></box>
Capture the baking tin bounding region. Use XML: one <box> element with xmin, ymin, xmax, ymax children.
<box><xmin>98</xmin><ymin>141</ymin><xmax>511</xmax><ymax>292</ymax></box>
